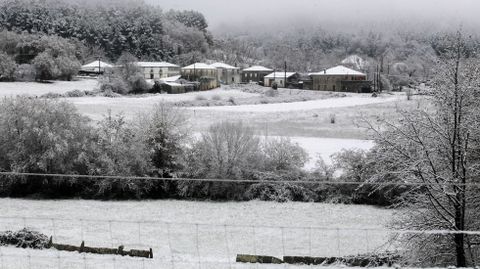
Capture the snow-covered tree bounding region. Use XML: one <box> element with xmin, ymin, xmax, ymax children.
<box><xmin>368</xmin><ymin>31</ymin><xmax>480</xmax><ymax>267</ymax></box>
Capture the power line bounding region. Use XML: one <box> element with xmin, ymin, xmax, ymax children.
<box><xmin>0</xmin><ymin>171</ymin><xmax>479</xmax><ymax>187</ymax></box>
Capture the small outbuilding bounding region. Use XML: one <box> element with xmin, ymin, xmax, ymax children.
<box><xmin>310</xmin><ymin>65</ymin><xmax>371</xmax><ymax>93</ymax></box>
<box><xmin>210</xmin><ymin>62</ymin><xmax>241</xmax><ymax>85</ymax></box>
<box><xmin>264</xmin><ymin>72</ymin><xmax>300</xmax><ymax>88</ymax></box>
<box><xmin>241</xmin><ymin>66</ymin><xmax>273</xmax><ymax>84</ymax></box>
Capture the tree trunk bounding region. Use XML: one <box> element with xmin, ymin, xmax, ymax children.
<box><xmin>455</xmin><ymin>205</ymin><xmax>467</xmax><ymax>267</ymax></box>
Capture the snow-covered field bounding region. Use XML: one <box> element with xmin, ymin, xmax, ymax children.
<box><xmin>0</xmin><ymin>79</ymin><xmax>98</xmax><ymax>97</ymax></box>
<box><xmin>290</xmin><ymin>137</ymin><xmax>374</xmax><ymax>169</ymax></box>
<box><xmin>0</xmin><ymin>199</ymin><xmax>395</xmax><ymax>269</ymax></box>
<box><xmin>190</xmin><ymin>93</ymin><xmax>402</xmax><ymax>113</ymax></box>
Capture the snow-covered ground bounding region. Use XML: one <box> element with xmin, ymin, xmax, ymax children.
<box><xmin>289</xmin><ymin>137</ymin><xmax>374</xmax><ymax>169</ymax></box>
<box><xmin>0</xmin><ymin>199</ymin><xmax>394</xmax><ymax>269</ymax></box>
<box><xmin>69</xmin><ymin>88</ymin><xmax>260</xmax><ymax>105</ymax></box>
<box><xmin>190</xmin><ymin>93</ymin><xmax>402</xmax><ymax>113</ymax></box>
<box><xmin>0</xmin><ymin>79</ymin><xmax>98</xmax><ymax>97</ymax></box>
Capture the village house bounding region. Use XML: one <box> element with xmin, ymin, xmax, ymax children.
<box><xmin>181</xmin><ymin>62</ymin><xmax>219</xmax><ymax>90</ymax></box>
<box><xmin>309</xmin><ymin>65</ymin><xmax>371</xmax><ymax>93</ymax></box>
<box><xmin>137</xmin><ymin>62</ymin><xmax>181</xmax><ymax>80</ymax></box>
<box><xmin>210</xmin><ymin>62</ymin><xmax>241</xmax><ymax>85</ymax></box>
<box><xmin>241</xmin><ymin>65</ymin><xmax>273</xmax><ymax>84</ymax></box>
<box><xmin>264</xmin><ymin>72</ymin><xmax>300</xmax><ymax>88</ymax></box>
<box><xmin>80</xmin><ymin>60</ymin><xmax>113</xmax><ymax>75</ymax></box>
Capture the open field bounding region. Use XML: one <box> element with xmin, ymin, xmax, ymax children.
<box><xmin>0</xmin><ymin>199</ymin><xmax>396</xmax><ymax>269</ymax></box>
<box><xmin>0</xmin><ymin>79</ymin><xmax>99</xmax><ymax>97</ymax></box>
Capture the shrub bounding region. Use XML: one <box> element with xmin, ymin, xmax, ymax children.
<box><xmin>40</xmin><ymin>92</ymin><xmax>64</xmax><ymax>99</ymax></box>
<box><xmin>262</xmin><ymin>137</ymin><xmax>309</xmax><ymax>171</ymax></box>
<box><xmin>99</xmin><ymin>70</ymin><xmax>130</xmax><ymax>95</ymax></box>
<box><xmin>195</xmin><ymin>94</ymin><xmax>206</xmax><ymax>101</ymax></box>
<box><xmin>178</xmin><ymin>121</ymin><xmax>263</xmax><ymax>199</ymax></box>
<box><xmin>211</xmin><ymin>94</ymin><xmax>221</xmax><ymax>101</ymax></box>
<box><xmin>55</xmin><ymin>56</ymin><xmax>81</xmax><ymax>81</ymax></box>
<box><xmin>98</xmin><ymin>53</ymin><xmax>150</xmax><ymax>95</ymax></box>
<box><xmin>33</xmin><ymin>52</ymin><xmax>59</xmax><ymax>81</ymax></box>
<box><xmin>13</xmin><ymin>64</ymin><xmax>36</xmax><ymax>82</ymax></box>
<box><xmin>264</xmin><ymin>88</ymin><xmax>277</xmax><ymax>97</ymax></box>
<box><xmin>0</xmin><ymin>228</ymin><xmax>49</xmax><ymax>249</ymax></box>
<box><xmin>0</xmin><ymin>97</ymin><xmax>95</xmax><ymax>176</ymax></box>
<box><xmin>65</xmin><ymin>89</ymin><xmax>86</xmax><ymax>97</ymax></box>
<box><xmin>137</xmin><ymin>103</ymin><xmax>189</xmax><ymax>174</ymax></box>
<box><xmin>0</xmin><ymin>52</ymin><xmax>16</xmax><ymax>81</ymax></box>
<box><xmin>330</xmin><ymin>113</ymin><xmax>336</xmax><ymax>124</ymax></box>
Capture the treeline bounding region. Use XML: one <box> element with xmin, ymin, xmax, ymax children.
<box><xmin>212</xmin><ymin>27</ymin><xmax>480</xmax><ymax>89</ymax></box>
<box><xmin>0</xmin><ymin>0</ymin><xmax>211</xmax><ymax>63</ymax></box>
<box><xmin>0</xmin><ymin>96</ymin><xmax>402</xmax><ymax>205</ymax></box>
<box><xmin>0</xmin><ymin>31</ymin><xmax>85</xmax><ymax>81</ymax></box>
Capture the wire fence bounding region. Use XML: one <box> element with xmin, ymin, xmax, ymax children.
<box><xmin>0</xmin><ymin>172</ymin><xmax>480</xmax><ymax>268</ymax></box>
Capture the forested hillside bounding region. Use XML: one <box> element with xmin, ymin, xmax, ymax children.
<box><xmin>0</xmin><ymin>0</ymin><xmax>211</xmax><ymax>63</ymax></box>
<box><xmin>1</xmin><ymin>0</ymin><xmax>480</xmax><ymax>88</ymax></box>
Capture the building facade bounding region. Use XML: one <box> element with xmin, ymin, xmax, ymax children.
<box><xmin>181</xmin><ymin>63</ymin><xmax>219</xmax><ymax>90</ymax></box>
<box><xmin>310</xmin><ymin>65</ymin><xmax>371</xmax><ymax>93</ymax></box>
<box><xmin>241</xmin><ymin>66</ymin><xmax>273</xmax><ymax>84</ymax></box>
<box><xmin>210</xmin><ymin>62</ymin><xmax>241</xmax><ymax>85</ymax></box>
<box><xmin>137</xmin><ymin>62</ymin><xmax>181</xmax><ymax>80</ymax></box>
<box><xmin>264</xmin><ymin>72</ymin><xmax>300</xmax><ymax>88</ymax></box>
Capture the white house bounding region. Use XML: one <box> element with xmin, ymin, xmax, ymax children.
<box><xmin>241</xmin><ymin>65</ymin><xmax>273</xmax><ymax>84</ymax></box>
<box><xmin>264</xmin><ymin>72</ymin><xmax>299</xmax><ymax>88</ymax></box>
<box><xmin>137</xmin><ymin>62</ymin><xmax>181</xmax><ymax>80</ymax></box>
<box><xmin>210</xmin><ymin>62</ymin><xmax>241</xmax><ymax>85</ymax></box>
<box><xmin>309</xmin><ymin>65</ymin><xmax>370</xmax><ymax>92</ymax></box>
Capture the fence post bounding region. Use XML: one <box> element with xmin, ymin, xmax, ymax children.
<box><xmin>0</xmin><ymin>247</ymin><xmax>4</xmax><ymax>269</ymax></box>
<box><xmin>308</xmin><ymin>226</ymin><xmax>312</xmax><ymax>257</ymax></box>
<box><xmin>195</xmin><ymin>224</ymin><xmax>201</xmax><ymax>269</ymax></box>
<box><xmin>166</xmin><ymin>222</ymin><xmax>175</xmax><ymax>269</ymax></box>
<box><xmin>223</xmin><ymin>225</ymin><xmax>232</xmax><ymax>269</ymax></box>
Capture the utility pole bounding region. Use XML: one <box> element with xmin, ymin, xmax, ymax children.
<box><xmin>98</xmin><ymin>58</ymin><xmax>101</xmax><ymax>75</ymax></box>
<box><xmin>273</xmin><ymin>68</ymin><xmax>276</xmax><ymax>87</ymax></box>
<box><xmin>284</xmin><ymin>61</ymin><xmax>287</xmax><ymax>88</ymax></box>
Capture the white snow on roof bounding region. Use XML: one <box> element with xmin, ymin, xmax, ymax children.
<box><xmin>163</xmin><ymin>82</ymin><xmax>183</xmax><ymax>87</ymax></box>
<box><xmin>210</xmin><ymin>62</ymin><xmax>239</xmax><ymax>69</ymax></box>
<box><xmin>137</xmin><ymin>61</ymin><xmax>179</xmax><ymax>68</ymax></box>
<box><xmin>182</xmin><ymin>63</ymin><xmax>217</xmax><ymax>70</ymax></box>
<box><xmin>159</xmin><ymin>75</ymin><xmax>181</xmax><ymax>82</ymax></box>
<box><xmin>264</xmin><ymin>72</ymin><xmax>297</xmax><ymax>79</ymax></box>
<box><xmin>243</xmin><ymin>65</ymin><xmax>273</xmax><ymax>72</ymax></box>
<box><xmin>81</xmin><ymin>61</ymin><xmax>112</xmax><ymax>69</ymax></box>
<box><xmin>310</xmin><ymin>65</ymin><xmax>366</xmax><ymax>76</ymax></box>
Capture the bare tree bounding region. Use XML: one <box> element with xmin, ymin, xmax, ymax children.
<box><xmin>366</xmin><ymin>31</ymin><xmax>480</xmax><ymax>267</ymax></box>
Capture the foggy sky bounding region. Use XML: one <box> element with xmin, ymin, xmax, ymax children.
<box><xmin>147</xmin><ymin>0</ymin><xmax>480</xmax><ymax>33</ymax></box>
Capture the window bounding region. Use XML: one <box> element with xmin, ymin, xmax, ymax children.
<box><xmin>333</xmin><ymin>85</ymin><xmax>336</xmax><ymax>91</ymax></box>
<box><xmin>254</xmin><ymin>73</ymin><xmax>257</xmax><ymax>78</ymax></box>
<box><xmin>244</xmin><ymin>73</ymin><xmax>247</xmax><ymax>78</ymax></box>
